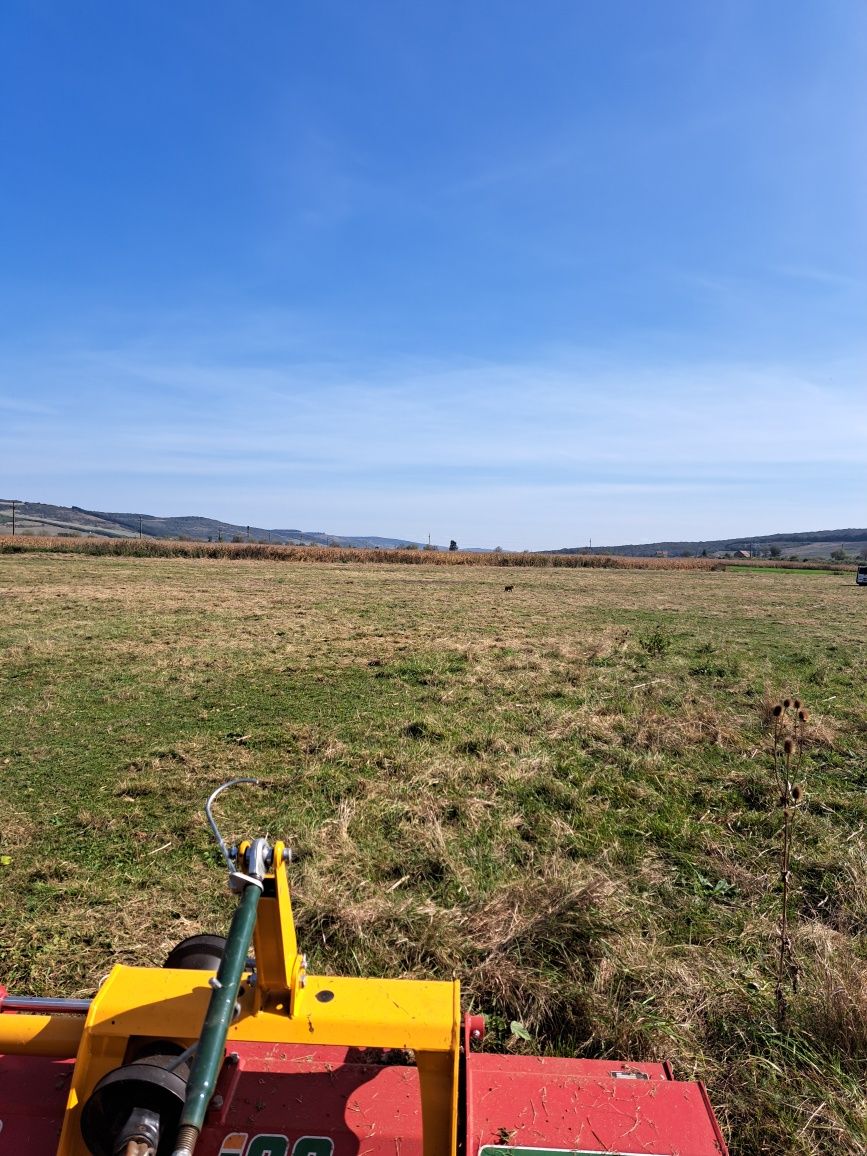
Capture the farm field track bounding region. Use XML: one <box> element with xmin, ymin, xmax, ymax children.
<box><xmin>2</xmin><ymin>553</ymin><xmax>867</xmax><ymax>1153</ymax></box>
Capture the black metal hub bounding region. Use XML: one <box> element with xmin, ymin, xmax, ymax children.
<box><xmin>163</xmin><ymin>934</ymin><xmax>227</xmax><ymax>972</ymax></box>
<box><xmin>80</xmin><ymin>1053</ymin><xmax>189</xmax><ymax>1156</ymax></box>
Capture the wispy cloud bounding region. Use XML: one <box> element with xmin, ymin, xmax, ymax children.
<box><xmin>2</xmin><ymin>334</ymin><xmax>865</xmax><ymax>546</ymax></box>
<box><xmin>772</xmin><ymin>265</ymin><xmax>863</xmax><ymax>289</ymax></box>
<box><xmin>0</xmin><ymin>395</ymin><xmax>57</xmax><ymax>415</ymax></box>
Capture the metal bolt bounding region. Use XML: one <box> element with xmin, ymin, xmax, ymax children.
<box><xmin>471</xmin><ymin>1029</ymin><xmax>482</xmax><ymax>1039</ymax></box>
<box><xmin>211</xmin><ymin>1095</ymin><xmax>224</xmax><ymax>1110</ymax></box>
<box><xmin>282</xmin><ymin>847</ymin><xmax>293</xmax><ymax>862</ymax></box>
<box><xmin>121</xmin><ymin>1143</ymin><xmax>155</xmax><ymax>1156</ymax></box>
<box><xmin>208</xmin><ymin>977</ymin><xmax>222</xmax><ymax>990</ymax></box>
<box><xmin>171</xmin><ymin>1123</ymin><xmax>199</xmax><ymax>1156</ymax></box>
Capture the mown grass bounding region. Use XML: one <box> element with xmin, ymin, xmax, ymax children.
<box><xmin>731</xmin><ymin>566</ymin><xmax>844</xmax><ymax>577</ymax></box>
<box><xmin>1</xmin><ymin>555</ymin><xmax>867</xmax><ymax>1153</ymax></box>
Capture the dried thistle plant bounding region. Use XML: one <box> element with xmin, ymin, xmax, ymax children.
<box><xmin>770</xmin><ymin>697</ymin><xmax>808</xmax><ymax>1028</ymax></box>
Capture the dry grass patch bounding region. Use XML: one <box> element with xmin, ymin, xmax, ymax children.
<box><xmin>634</xmin><ymin>698</ymin><xmax>743</xmax><ymax>752</ymax></box>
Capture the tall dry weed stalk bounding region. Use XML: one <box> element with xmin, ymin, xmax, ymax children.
<box><xmin>770</xmin><ymin>698</ymin><xmax>808</xmax><ymax>1028</ymax></box>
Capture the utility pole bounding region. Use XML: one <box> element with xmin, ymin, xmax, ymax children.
<box><xmin>139</xmin><ymin>515</ymin><xmax>143</xmax><ymax>540</ymax></box>
<box><xmin>10</xmin><ymin>499</ymin><xmax>21</xmax><ymax>535</ymax></box>
<box><xmin>246</xmin><ymin>525</ymin><xmax>250</xmax><ymax>542</ymax></box>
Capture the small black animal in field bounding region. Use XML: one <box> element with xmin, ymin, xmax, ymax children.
<box><xmin>504</xmin><ymin>584</ymin><xmax>514</xmax><ymax>592</ymax></box>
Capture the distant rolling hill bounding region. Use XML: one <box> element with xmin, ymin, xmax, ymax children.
<box><xmin>0</xmin><ymin>501</ymin><xmax>422</xmax><ymax>550</ymax></box>
<box><xmin>3</xmin><ymin>500</ymin><xmax>865</xmax><ymax>560</ymax></box>
<box><xmin>552</xmin><ymin>528</ymin><xmax>867</xmax><ymax>560</ymax></box>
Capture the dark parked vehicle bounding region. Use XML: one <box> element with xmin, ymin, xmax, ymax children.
<box><xmin>857</xmin><ymin>565</ymin><xmax>867</xmax><ymax>586</ymax></box>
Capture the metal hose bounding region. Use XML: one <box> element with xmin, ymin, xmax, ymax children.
<box><xmin>169</xmin><ymin>882</ymin><xmax>261</xmax><ymax>1156</ymax></box>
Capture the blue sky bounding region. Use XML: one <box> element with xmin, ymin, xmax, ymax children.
<box><xmin>1</xmin><ymin>1</ymin><xmax>865</xmax><ymax>548</ymax></box>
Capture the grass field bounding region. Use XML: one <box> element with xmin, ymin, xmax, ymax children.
<box><xmin>730</xmin><ymin>566</ymin><xmax>843</xmax><ymax>577</ymax></box>
<box><xmin>2</xmin><ymin>554</ymin><xmax>867</xmax><ymax>1154</ymax></box>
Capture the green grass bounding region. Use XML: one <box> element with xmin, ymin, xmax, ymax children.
<box><xmin>731</xmin><ymin>565</ymin><xmax>846</xmax><ymax>577</ymax></box>
<box><xmin>2</xmin><ymin>555</ymin><xmax>867</xmax><ymax>1154</ymax></box>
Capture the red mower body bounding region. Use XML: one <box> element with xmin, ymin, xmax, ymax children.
<box><xmin>1</xmin><ymin>1026</ymin><xmax>727</xmax><ymax>1156</ymax></box>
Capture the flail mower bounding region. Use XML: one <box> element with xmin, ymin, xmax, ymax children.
<box><xmin>0</xmin><ymin>780</ymin><xmax>729</xmax><ymax>1156</ymax></box>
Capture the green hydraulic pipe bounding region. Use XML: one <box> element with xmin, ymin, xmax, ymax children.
<box><xmin>171</xmin><ymin>882</ymin><xmax>261</xmax><ymax>1156</ymax></box>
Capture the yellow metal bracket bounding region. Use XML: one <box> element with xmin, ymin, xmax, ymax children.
<box><xmin>241</xmin><ymin>839</ymin><xmax>307</xmax><ymax>1015</ymax></box>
